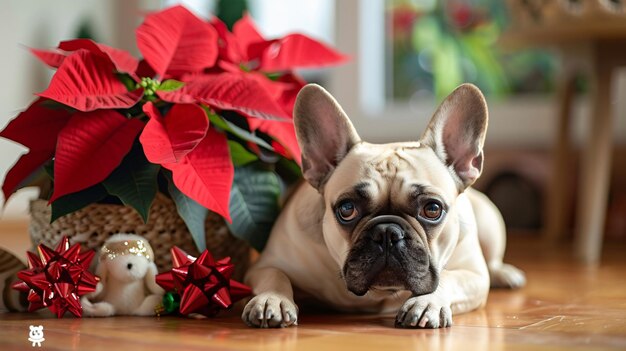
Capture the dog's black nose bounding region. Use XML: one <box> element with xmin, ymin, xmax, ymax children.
<box><xmin>127</xmin><ymin>263</ymin><xmax>133</xmax><ymax>270</ymax></box>
<box><xmin>370</xmin><ymin>223</ymin><xmax>405</xmax><ymax>247</ymax></box>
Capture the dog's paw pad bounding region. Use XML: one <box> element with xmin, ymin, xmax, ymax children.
<box><xmin>395</xmin><ymin>294</ymin><xmax>452</xmax><ymax>329</ymax></box>
<box><xmin>242</xmin><ymin>293</ymin><xmax>298</xmax><ymax>328</ymax></box>
<box><xmin>490</xmin><ymin>263</ymin><xmax>526</xmax><ymax>289</ymax></box>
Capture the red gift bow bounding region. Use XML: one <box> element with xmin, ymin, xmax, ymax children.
<box><xmin>12</xmin><ymin>236</ymin><xmax>99</xmax><ymax>318</ymax></box>
<box><xmin>156</xmin><ymin>247</ymin><xmax>251</xmax><ymax>316</ymax></box>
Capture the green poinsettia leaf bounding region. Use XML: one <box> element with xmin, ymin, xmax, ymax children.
<box><xmin>207</xmin><ymin>112</ymin><xmax>229</xmax><ymax>130</ymax></box>
<box><xmin>206</xmin><ymin>111</ymin><xmax>274</xmax><ymax>151</ymax></box>
<box><xmin>102</xmin><ymin>143</ymin><xmax>160</xmax><ymax>223</ymax></box>
<box><xmin>228</xmin><ymin>140</ymin><xmax>258</xmax><ymax>167</ymax></box>
<box><xmin>50</xmin><ymin>184</ymin><xmax>108</xmax><ymax>223</ymax></box>
<box><xmin>44</xmin><ymin>162</ymin><xmax>54</xmax><ymax>180</ymax></box>
<box><xmin>277</xmin><ymin>157</ymin><xmax>302</xmax><ymax>184</ymax></box>
<box><xmin>227</xmin><ymin>164</ymin><xmax>281</xmax><ymax>251</ymax></box>
<box><xmin>157</xmin><ymin>79</ymin><xmax>185</xmax><ymax>92</ymax></box>
<box><xmin>116</xmin><ymin>73</ymin><xmax>139</xmax><ymax>92</ymax></box>
<box><xmin>166</xmin><ymin>172</ymin><xmax>208</xmax><ymax>251</ymax></box>
<box><xmin>39</xmin><ymin>99</ymin><xmax>72</xmax><ymax>111</ymax></box>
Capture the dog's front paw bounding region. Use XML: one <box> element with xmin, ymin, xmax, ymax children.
<box><xmin>489</xmin><ymin>263</ymin><xmax>526</xmax><ymax>289</ymax></box>
<box><xmin>395</xmin><ymin>294</ymin><xmax>452</xmax><ymax>329</ymax></box>
<box><xmin>242</xmin><ymin>293</ymin><xmax>298</xmax><ymax>328</ymax></box>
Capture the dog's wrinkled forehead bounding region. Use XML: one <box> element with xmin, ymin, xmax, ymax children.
<box><xmin>324</xmin><ymin>142</ymin><xmax>459</xmax><ymax>204</ymax></box>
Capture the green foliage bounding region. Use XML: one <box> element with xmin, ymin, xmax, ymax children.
<box><xmin>276</xmin><ymin>157</ymin><xmax>302</xmax><ymax>185</ymax></box>
<box><xmin>102</xmin><ymin>144</ymin><xmax>160</xmax><ymax>223</ymax></box>
<box><xmin>117</xmin><ymin>73</ymin><xmax>138</xmax><ymax>92</ymax></box>
<box><xmin>227</xmin><ymin>164</ymin><xmax>281</xmax><ymax>251</ymax></box>
<box><xmin>432</xmin><ymin>36</ymin><xmax>463</xmax><ymax>101</ymax></box>
<box><xmin>75</xmin><ymin>20</ymin><xmax>97</xmax><ymax>40</ymax></box>
<box><xmin>228</xmin><ymin>141</ymin><xmax>258</xmax><ymax>167</ymax></box>
<box><xmin>166</xmin><ymin>172</ymin><xmax>209</xmax><ymax>251</ymax></box>
<box><xmin>216</xmin><ymin>0</ymin><xmax>248</xmax><ymax>30</ymax></box>
<box><xmin>206</xmin><ymin>111</ymin><xmax>274</xmax><ymax>150</ymax></box>
<box><xmin>46</xmin><ymin>161</ymin><xmax>107</xmax><ymax>222</ymax></box>
<box><xmin>389</xmin><ymin>0</ymin><xmax>554</xmax><ymax>100</ymax></box>
<box><xmin>51</xmin><ymin>184</ymin><xmax>108</xmax><ymax>223</ymax></box>
<box><xmin>157</xmin><ymin>79</ymin><xmax>184</xmax><ymax>92</ymax></box>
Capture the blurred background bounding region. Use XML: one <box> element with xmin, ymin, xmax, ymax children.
<box><xmin>1</xmin><ymin>0</ymin><xmax>626</xmax><ymax>255</ymax></box>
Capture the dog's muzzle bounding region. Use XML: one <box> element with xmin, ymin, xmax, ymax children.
<box><xmin>343</xmin><ymin>215</ymin><xmax>435</xmax><ymax>296</ymax></box>
<box><xmin>364</xmin><ymin>215</ymin><xmax>416</xmax><ymax>251</ymax></box>
<box><xmin>369</xmin><ymin>222</ymin><xmax>404</xmax><ymax>249</ymax></box>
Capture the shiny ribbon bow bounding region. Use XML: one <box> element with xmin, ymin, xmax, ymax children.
<box><xmin>12</xmin><ymin>236</ymin><xmax>99</xmax><ymax>318</ymax></box>
<box><xmin>156</xmin><ymin>247</ymin><xmax>251</xmax><ymax>317</ymax></box>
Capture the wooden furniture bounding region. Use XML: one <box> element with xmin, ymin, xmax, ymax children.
<box><xmin>503</xmin><ymin>0</ymin><xmax>626</xmax><ymax>264</ymax></box>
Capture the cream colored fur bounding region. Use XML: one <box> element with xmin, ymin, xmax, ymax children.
<box><xmin>242</xmin><ymin>84</ymin><xmax>525</xmax><ymax>329</ymax></box>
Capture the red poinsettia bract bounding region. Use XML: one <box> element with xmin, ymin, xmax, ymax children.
<box><xmin>0</xmin><ymin>5</ymin><xmax>347</xmax><ymax>220</ymax></box>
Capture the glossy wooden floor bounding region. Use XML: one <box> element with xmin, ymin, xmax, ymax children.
<box><xmin>1</xmin><ymin>236</ymin><xmax>625</xmax><ymax>351</ymax></box>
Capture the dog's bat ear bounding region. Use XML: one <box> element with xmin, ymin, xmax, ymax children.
<box><xmin>421</xmin><ymin>83</ymin><xmax>488</xmax><ymax>190</ymax></box>
<box><xmin>294</xmin><ymin>84</ymin><xmax>361</xmax><ymax>190</ymax></box>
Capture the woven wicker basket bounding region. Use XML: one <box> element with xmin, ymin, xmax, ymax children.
<box><xmin>29</xmin><ymin>193</ymin><xmax>250</xmax><ymax>279</ymax></box>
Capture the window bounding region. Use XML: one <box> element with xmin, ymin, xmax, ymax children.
<box><xmin>329</xmin><ymin>0</ymin><xmax>565</xmax><ymax>146</ymax></box>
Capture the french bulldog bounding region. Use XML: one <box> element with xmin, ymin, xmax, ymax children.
<box><xmin>242</xmin><ymin>83</ymin><xmax>525</xmax><ymax>329</ymax></box>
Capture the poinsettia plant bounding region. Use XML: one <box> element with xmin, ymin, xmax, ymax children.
<box><xmin>0</xmin><ymin>5</ymin><xmax>347</xmax><ymax>251</ymax></box>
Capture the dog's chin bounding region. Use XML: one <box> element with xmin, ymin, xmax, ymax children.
<box><xmin>349</xmin><ymin>285</ymin><xmax>405</xmax><ymax>297</ymax></box>
<box><xmin>345</xmin><ymin>267</ymin><xmax>406</xmax><ymax>297</ymax></box>
<box><xmin>346</xmin><ymin>274</ymin><xmax>437</xmax><ymax>298</ymax></box>
<box><xmin>355</xmin><ymin>287</ymin><xmax>403</xmax><ymax>300</ymax></box>
<box><xmin>346</xmin><ymin>283</ymin><xmax>406</xmax><ymax>297</ymax></box>
<box><xmin>369</xmin><ymin>285</ymin><xmax>403</xmax><ymax>296</ymax></box>
<box><xmin>344</xmin><ymin>260</ymin><xmax>439</xmax><ymax>297</ymax></box>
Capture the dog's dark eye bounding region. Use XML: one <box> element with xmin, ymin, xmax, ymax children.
<box><xmin>336</xmin><ymin>201</ymin><xmax>358</xmax><ymax>222</ymax></box>
<box><xmin>421</xmin><ymin>201</ymin><xmax>442</xmax><ymax>221</ymax></box>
